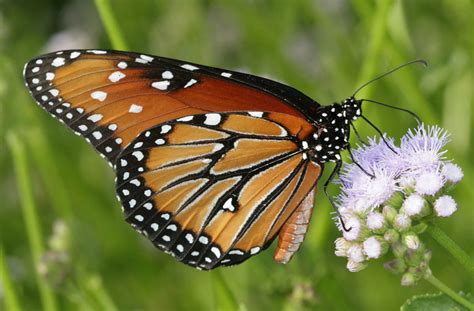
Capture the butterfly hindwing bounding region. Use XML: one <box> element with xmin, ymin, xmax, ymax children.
<box><xmin>23</xmin><ymin>49</ymin><xmax>319</xmax><ymax>165</ymax></box>
<box><xmin>115</xmin><ymin>111</ymin><xmax>321</xmax><ymax>269</ymax></box>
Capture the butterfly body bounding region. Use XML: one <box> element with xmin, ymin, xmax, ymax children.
<box><xmin>23</xmin><ymin>49</ymin><xmax>358</xmax><ymax>270</ymax></box>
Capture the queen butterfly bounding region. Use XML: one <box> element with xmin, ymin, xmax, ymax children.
<box><xmin>23</xmin><ymin>49</ymin><xmax>420</xmax><ymax>270</ymax></box>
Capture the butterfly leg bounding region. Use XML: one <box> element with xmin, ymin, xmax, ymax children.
<box><xmin>274</xmin><ymin>188</ymin><xmax>315</xmax><ymax>264</ymax></box>
<box><xmin>323</xmin><ymin>160</ymin><xmax>351</xmax><ymax>232</ymax></box>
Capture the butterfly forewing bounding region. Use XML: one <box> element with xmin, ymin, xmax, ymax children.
<box><xmin>23</xmin><ymin>49</ymin><xmax>319</xmax><ymax>164</ymax></box>
<box><xmin>115</xmin><ymin>112</ymin><xmax>321</xmax><ymax>269</ymax></box>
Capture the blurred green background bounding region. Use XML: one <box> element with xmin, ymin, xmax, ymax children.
<box><xmin>0</xmin><ymin>0</ymin><xmax>472</xmax><ymax>310</ymax></box>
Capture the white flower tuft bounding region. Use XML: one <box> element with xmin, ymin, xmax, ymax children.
<box><xmin>434</xmin><ymin>195</ymin><xmax>457</xmax><ymax>217</ymax></box>
<box><xmin>342</xmin><ymin>216</ymin><xmax>362</xmax><ymax>241</ymax></box>
<box><xmin>403</xmin><ymin>234</ymin><xmax>420</xmax><ymax>250</ymax></box>
<box><xmin>394</xmin><ymin>214</ymin><xmax>411</xmax><ymax>231</ymax></box>
<box><xmin>400</xmin><ymin>125</ymin><xmax>449</xmax><ymax>173</ymax></box>
<box><xmin>334</xmin><ymin>237</ymin><xmax>351</xmax><ymax>257</ymax></box>
<box><xmin>414</xmin><ymin>171</ymin><xmax>444</xmax><ymax>195</ymax></box>
<box><xmin>398</xmin><ymin>176</ymin><xmax>416</xmax><ymax>188</ymax></box>
<box><xmin>442</xmin><ymin>163</ymin><xmax>464</xmax><ymax>183</ymax></box>
<box><xmin>363</xmin><ymin>237</ymin><xmax>382</xmax><ymax>259</ymax></box>
<box><xmin>347</xmin><ymin>245</ymin><xmax>365</xmax><ymax>263</ymax></box>
<box><xmin>346</xmin><ymin>260</ymin><xmax>366</xmax><ymax>272</ymax></box>
<box><xmin>366</xmin><ymin>212</ymin><xmax>385</xmax><ymax>230</ymax></box>
<box><xmin>403</xmin><ymin>194</ymin><xmax>425</xmax><ymax>216</ymax></box>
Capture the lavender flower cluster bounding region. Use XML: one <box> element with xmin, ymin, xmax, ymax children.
<box><xmin>334</xmin><ymin>125</ymin><xmax>463</xmax><ymax>285</ymax></box>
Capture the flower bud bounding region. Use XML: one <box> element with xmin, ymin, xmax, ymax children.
<box><xmin>392</xmin><ymin>242</ymin><xmax>407</xmax><ymax>258</ymax></box>
<box><xmin>382</xmin><ymin>206</ymin><xmax>397</xmax><ymax>223</ymax></box>
<box><xmin>402</xmin><ymin>194</ymin><xmax>429</xmax><ymax>217</ymax></box>
<box><xmin>393</xmin><ymin>213</ymin><xmax>411</xmax><ymax>232</ymax></box>
<box><xmin>347</xmin><ymin>245</ymin><xmax>365</xmax><ymax>263</ymax></box>
<box><xmin>402</xmin><ymin>233</ymin><xmax>420</xmax><ymax>250</ymax></box>
<box><xmin>398</xmin><ymin>176</ymin><xmax>415</xmax><ymax>190</ymax></box>
<box><xmin>383</xmin><ymin>229</ymin><xmax>400</xmax><ymax>243</ymax></box>
<box><xmin>441</xmin><ymin>163</ymin><xmax>463</xmax><ymax>184</ymax></box>
<box><xmin>363</xmin><ymin>236</ymin><xmax>388</xmax><ymax>259</ymax></box>
<box><xmin>334</xmin><ymin>237</ymin><xmax>351</xmax><ymax>257</ymax></box>
<box><xmin>434</xmin><ymin>195</ymin><xmax>457</xmax><ymax>217</ymax></box>
<box><xmin>405</xmin><ymin>247</ymin><xmax>425</xmax><ymax>268</ymax></box>
<box><xmin>384</xmin><ymin>258</ymin><xmax>407</xmax><ymax>274</ymax></box>
<box><xmin>366</xmin><ymin>212</ymin><xmax>385</xmax><ymax>232</ymax></box>
<box><xmin>415</xmin><ymin>171</ymin><xmax>444</xmax><ymax>196</ymax></box>
<box><xmin>401</xmin><ymin>272</ymin><xmax>417</xmax><ymax>286</ymax></box>
<box><xmin>386</xmin><ymin>191</ymin><xmax>404</xmax><ymax>209</ymax></box>
<box><xmin>342</xmin><ymin>216</ymin><xmax>364</xmax><ymax>241</ymax></box>
<box><xmin>423</xmin><ymin>249</ymin><xmax>432</xmax><ymax>262</ymax></box>
<box><xmin>48</xmin><ymin>220</ymin><xmax>70</xmax><ymax>252</ymax></box>
<box><xmin>346</xmin><ymin>260</ymin><xmax>367</xmax><ymax>272</ymax></box>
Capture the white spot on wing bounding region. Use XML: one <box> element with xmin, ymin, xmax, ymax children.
<box><xmin>211</xmin><ymin>247</ymin><xmax>221</xmax><ymax>258</ymax></box>
<box><xmin>117</xmin><ymin>61</ymin><xmax>127</xmax><ymax>69</ymax></box>
<box><xmin>140</xmin><ymin>54</ymin><xmax>154</xmax><ymax>62</ymax></box>
<box><xmin>184</xmin><ymin>78</ymin><xmax>197</xmax><ymax>88</ymax></box>
<box><xmin>250</xmin><ymin>247</ymin><xmax>261</xmax><ymax>255</ymax></box>
<box><xmin>204</xmin><ymin>113</ymin><xmax>221</xmax><ymax>126</ymax></box>
<box><xmin>70</xmin><ymin>51</ymin><xmax>81</xmax><ymax>59</ymax></box>
<box><xmin>108</xmin><ymin>71</ymin><xmax>126</xmax><ymax>83</ymax></box>
<box><xmin>181</xmin><ymin>64</ymin><xmax>199</xmax><ymax>71</ymax></box>
<box><xmin>160</xmin><ymin>125</ymin><xmax>172</xmax><ymax>134</ymax></box>
<box><xmin>221</xmin><ymin>72</ymin><xmax>232</xmax><ymax>78</ymax></box>
<box><xmin>52</xmin><ymin>57</ymin><xmax>65</xmax><ymax>67</ymax></box>
<box><xmin>152</xmin><ymin>80</ymin><xmax>170</xmax><ymax>91</ymax></box>
<box><xmin>132</xmin><ymin>151</ymin><xmax>144</xmax><ymax>161</ymax></box>
<box><xmin>177</xmin><ymin>116</ymin><xmax>193</xmax><ymax>122</ymax></box>
<box><xmin>87</xmin><ymin>114</ymin><xmax>103</xmax><ymax>122</ymax></box>
<box><xmin>249</xmin><ymin>111</ymin><xmax>264</xmax><ymax>118</ymax></box>
<box><xmin>155</xmin><ymin>138</ymin><xmax>165</xmax><ymax>145</ymax></box>
<box><xmin>46</xmin><ymin>72</ymin><xmax>55</xmax><ymax>81</ymax></box>
<box><xmin>92</xmin><ymin>131</ymin><xmax>103</xmax><ymax>140</ymax></box>
<box><xmin>223</xmin><ymin>198</ymin><xmax>236</xmax><ymax>212</ymax></box>
<box><xmin>162</xmin><ymin>71</ymin><xmax>173</xmax><ymax>79</ymax></box>
<box><xmin>129</xmin><ymin>104</ymin><xmax>143</xmax><ymax>113</ymax></box>
<box><xmin>49</xmin><ymin>89</ymin><xmax>59</xmax><ymax>96</ymax></box>
<box><xmin>91</xmin><ymin>91</ymin><xmax>107</xmax><ymax>102</ymax></box>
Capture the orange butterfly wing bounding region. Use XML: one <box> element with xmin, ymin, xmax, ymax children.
<box><xmin>115</xmin><ymin>111</ymin><xmax>321</xmax><ymax>269</ymax></box>
<box><xmin>23</xmin><ymin>50</ymin><xmax>319</xmax><ymax>164</ymax></box>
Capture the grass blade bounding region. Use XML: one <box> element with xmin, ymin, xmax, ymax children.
<box><xmin>0</xmin><ymin>246</ymin><xmax>22</xmax><ymax>311</ymax></box>
<box><xmin>6</xmin><ymin>132</ymin><xmax>57</xmax><ymax>311</ymax></box>
<box><xmin>94</xmin><ymin>0</ymin><xmax>129</xmax><ymax>50</ymax></box>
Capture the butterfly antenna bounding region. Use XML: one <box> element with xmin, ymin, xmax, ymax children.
<box><xmin>361</xmin><ymin>115</ymin><xmax>398</xmax><ymax>154</ymax></box>
<box><xmin>352</xmin><ymin>59</ymin><xmax>427</xmax><ymax>97</ymax></box>
<box><xmin>361</xmin><ymin>99</ymin><xmax>422</xmax><ymax>124</ymax></box>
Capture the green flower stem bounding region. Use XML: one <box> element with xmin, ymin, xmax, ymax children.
<box><xmin>425</xmin><ymin>274</ymin><xmax>474</xmax><ymax>310</ymax></box>
<box><xmin>84</xmin><ymin>274</ymin><xmax>118</xmax><ymax>311</ymax></box>
<box><xmin>7</xmin><ymin>132</ymin><xmax>57</xmax><ymax>311</ymax></box>
<box><xmin>426</xmin><ymin>224</ymin><xmax>474</xmax><ymax>277</ymax></box>
<box><xmin>94</xmin><ymin>0</ymin><xmax>129</xmax><ymax>50</ymax></box>
<box><xmin>0</xmin><ymin>246</ymin><xmax>22</xmax><ymax>311</ymax></box>
<box><xmin>211</xmin><ymin>270</ymin><xmax>240</xmax><ymax>311</ymax></box>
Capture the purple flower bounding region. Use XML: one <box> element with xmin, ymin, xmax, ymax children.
<box><xmin>333</xmin><ymin>124</ymin><xmax>463</xmax><ymax>275</ymax></box>
<box><xmin>399</xmin><ymin>125</ymin><xmax>449</xmax><ymax>173</ymax></box>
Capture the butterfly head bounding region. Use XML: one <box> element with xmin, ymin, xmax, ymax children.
<box><xmin>342</xmin><ymin>96</ymin><xmax>362</xmax><ymax>121</ymax></box>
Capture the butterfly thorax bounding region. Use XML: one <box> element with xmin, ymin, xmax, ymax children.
<box><xmin>306</xmin><ymin>97</ymin><xmax>362</xmax><ymax>164</ymax></box>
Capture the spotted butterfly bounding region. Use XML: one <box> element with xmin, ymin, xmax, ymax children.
<box><xmin>23</xmin><ymin>49</ymin><xmax>364</xmax><ymax>270</ymax></box>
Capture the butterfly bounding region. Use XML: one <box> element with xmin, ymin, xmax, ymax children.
<box><xmin>23</xmin><ymin>49</ymin><xmax>390</xmax><ymax>270</ymax></box>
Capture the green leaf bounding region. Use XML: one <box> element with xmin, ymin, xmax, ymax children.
<box><xmin>401</xmin><ymin>292</ymin><xmax>474</xmax><ymax>311</ymax></box>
